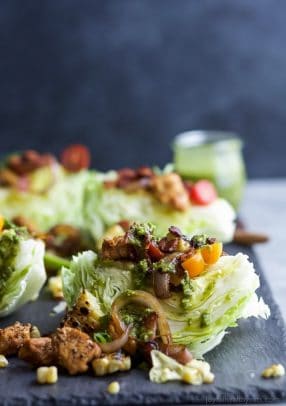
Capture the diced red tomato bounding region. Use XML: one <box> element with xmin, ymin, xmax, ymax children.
<box><xmin>61</xmin><ymin>144</ymin><xmax>91</xmax><ymax>172</ymax></box>
<box><xmin>189</xmin><ymin>180</ymin><xmax>217</xmax><ymax>205</ymax></box>
<box><xmin>147</xmin><ymin>242</ymin><xmax>164</xmax><ymax>261</ymax></box>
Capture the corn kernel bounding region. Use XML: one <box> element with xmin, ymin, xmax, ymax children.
<box><xmin>30</xmin><ymin>326</ymin><xmax>41</xmax><ymax>338</ymax></box>
<box><xmin>108</xmin><ymin>360</ymin><xmax>122</xmax><ymax>374</ymax></box>
<box><xmin>48</xmin><ymin>276</ymin><xmax>63</xmax><ymax>299</ymax></box>
<box><xmin>182</xmin><ymin>369</ymin><xmax>202</xmax><ymax>385</ymax></box>
<box><xmin>203</xmin><ymin>372</ymin><xmax>215</xmax><ymax>384</ymax></box>
<box><xmin>37</xmin><ymin>366</ymin><xmax>58</xmax><ymax>384</ymax></box>
<box><xmin>107</xmin><ymin>381</ymin><xmax>120</xmax><ymax>395</ymax></box>
<box><xmin>0</xmin><ymin>355</ymin><xmax>8</xmax><ymax>368</ymax></box>
<box><xmin>92</xmin><ymin>355</ymin><xmax>131</xmax><ymax>376</ymax></box>
<box><xmin>262</xmin><ymin>364</ymin><xmax>285</xmax><ymax>378</ymax></box>
<box><xmin>92</xmin><ymin>358</ymin><xmax>109</xmax><ymax>376</ymax></box>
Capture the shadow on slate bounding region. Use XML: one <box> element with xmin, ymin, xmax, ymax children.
<box><xmin>0</xmin><ymin>244</ymin><xmax>285</xmax><ymax>405</ymax></box>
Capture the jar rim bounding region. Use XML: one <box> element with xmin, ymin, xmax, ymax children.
<box><xmin>174</xmin><ymin>130</ymin><xmax>242</xmax><ymax>148</ymax></box>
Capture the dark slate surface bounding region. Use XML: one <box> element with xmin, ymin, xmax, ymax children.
<box><xmin>0</xmin><ymin>244</ymin><xmax>286</xmax><ymax>405</ymax></box>
<box><xmin>1</xmin><ymin>0</ymin><xmax>286</xmax><ymax>177</ymax></box>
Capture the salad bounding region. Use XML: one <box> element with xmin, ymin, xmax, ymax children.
<box><xmin>0</xmin><ymin>146</ymin><xmax>93</xmax><ymax>232</ymax></box>
<box><xmin>62</xmin><ymin>223</ymin><xmax>269</xmax><ymax>358</ymax></box>
<box><xmin>0</xmin><ymin>146</ymin><xmax>236</xmax><ymax>251</ymax></box>
<box><xmin>0</xmin><ymin>146</ymin><xmax>95</xmax><ymax>270</ymax></box>
<box><xmin>0</xmin><ymin>223</ymin><xmax>269</xmax><ymax>386</ymax></box>
<box><xmin>84</xmin><ymin>166</ymin><xmax>236</xmax><ymax>243</ymax></box>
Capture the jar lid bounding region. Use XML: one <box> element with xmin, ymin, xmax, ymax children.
<box><xmin>173</xmin><ymin>130</ymin><xmax>242</xmax><ymax>148</ymax></box>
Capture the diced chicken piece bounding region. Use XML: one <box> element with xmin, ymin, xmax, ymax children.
<box><xmin>61</xmin><ymin>290</ymin><xmax>103</xmax><ymax>333</ymax></box>
<box><xmin>0</xmin><ymin>322</ymin><xmax>33</xmax><ymax>356</ymax></box>
<box><xmin>97</xmin><ymin>224</ymin><xmax>125</xmax><ymax>251</ymax></box>
<box><xmin>18</xmin><ymin>337</ymin><xmax>55</xmax><ymax>367</ymax></box>
<box><xmin>52</xmin><ymin>327</ymin><xmax>101</xmax><ymax>375</ymax></box>
<box><xmin>102</xmin><ymin>235</ymin><xmax>137</xmax><ymax>261</ymax></box>
<box><xmin>92</xmin><ymin>352</ymin><xmax>131</xmax><ymax>376</ymax></box>
<box><xmin>151</xmin><ymin>173</ymin><xmax>190</xmax><ymax>211</ymax></box>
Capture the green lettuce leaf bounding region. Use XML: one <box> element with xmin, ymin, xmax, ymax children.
<box><xmin>161</xmin><ymin>253</ymin><xmax>269</xmax><ymax>357</ymax></box>
<box><xmin>61</xmin><ymin>248</ymin><xmax>269</xmax><ymax>358</ymax></box>
<box><xmin>62</xmin><ymin>251</ymin><xmax>135</xmax><ymax>314</ymax></box>
<box><xmin>83</xmin><ymin>174</ymin><xmax>236</xmax><ymax>242</ymax></box>
<box><xmin>0</xmin><ymin>228</ymin><xmax>46</xmax><ymax>317</ymax></box>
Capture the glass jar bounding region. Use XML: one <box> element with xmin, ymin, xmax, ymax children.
<box><xmin>173</xmin><ymin>130</ymin><xmax>246</xmax><ymax>210</ymax></box>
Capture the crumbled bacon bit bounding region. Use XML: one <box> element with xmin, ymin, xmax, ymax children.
<box><xmin>45</xmin><ymin>224</ymin><xmax>84</xmax><ymax>257</ymax></box>
<box><xmin>0</xmin><ymin>169</ymin><xmax>19</xmax><ymax>187</ymax></box>
<box><xmin>7</xmin><ymin>150</ymin><xmax>56</xmax><ymax>176</ymax></box>
<box><xmin>105</xmin><ymin>167</ymin><xmax>191</xmax><ymax>211</ymax></box>
<box><xmin>136</xmin><ymin>166</ymin><xmax>154</xmax><ymax>178</ymax></box>
<box><xmin>102</xmin><ymin>235</ymin><xmax>138</xmax><ymax>261</ymax></box>
<box><xmin>116</xmin><ymin>168</ymin><xmax>137</xmax><ymax>188</ymax></box>
<box><xmin>116</xmin><ymin>167</ymin><xmax>155</xmax><ymax>190</ymax></box>
<box><xmin>12</xmin><ymin>216</ymin><xmax>38</xmax><ymax>235</ymax></box>
<box><xmin>158</xmin><ymin>237</ymin><xmax>179</xmax><ymax>253</ymax></box>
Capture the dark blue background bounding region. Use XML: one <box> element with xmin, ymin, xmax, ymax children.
<box><xmin>1</xmin><ymin>0</ymin><xmax>285</xmax><ymax>177</ymax></box>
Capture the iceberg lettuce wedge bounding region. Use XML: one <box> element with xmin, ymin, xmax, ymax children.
<box><xmin>61</xmin><ymin>248</ymin><xmax>269</xmax><ymax>358</ymax></box>
<box><xmin>0</xmin><ymin>165</ymin><xmax>93</xmax><ymax>231</ymax></box>
<box><xmin>162</xmin><ymin>253</ymin><xmax>269</xmax><ymax>357</ymax></box>
<box><xmin>0</xmin><ymin>225</ymin><xmax>46</xmax><ymax>317</ymax></box>
<box><xmin>83</xmin><ymin>174</ymin><xmax>236</xmax><ymax>243</ymax></box>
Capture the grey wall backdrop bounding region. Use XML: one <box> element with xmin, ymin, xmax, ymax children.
<box><xmin>0</xmin><ymin>0</ymin><xmax>285</xmax><ymax>177</ymax></box>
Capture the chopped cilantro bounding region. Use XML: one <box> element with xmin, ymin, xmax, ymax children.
<box><xmin>93</xmin><ymin>331</ymin><xmax>112</xmax><ymax>343</ymax></box>
<box><xmin>191</xmin><ymin>234</ymin><xmax>208</xmax><ymax>248</ymax></box>
<box><xmin>153</xmin><ymin>257</ymin><xmax>177</xmax><ymax>274</ymax></box>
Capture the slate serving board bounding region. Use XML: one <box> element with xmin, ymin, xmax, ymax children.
<box><xmin>0</xmin><ymin>244</ymin><xmax>286</xmax><ymax>405</ymax></box>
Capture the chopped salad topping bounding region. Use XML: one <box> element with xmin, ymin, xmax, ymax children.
<box><xmin>101</xmin><ymin>223</ymin><xmax>222</xmax><ymax>297</ymax></box>
<box><xmin>103</xmin><ymin>166</ymin><xmax>218</xmax><ymax>211</ymax></box>
<box><xmin>0</xmin><ymin>145</ymin><xmax>91</xmax><ymax>192</ymax></box>
<box><xmin>60</xmin><ymin>144</ymin><xmax>91</xmax><ymax>172</ymax></box>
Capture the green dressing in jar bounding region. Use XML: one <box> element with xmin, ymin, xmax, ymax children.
<box><xmin>173</xmin><ymin>130</ymin><xmax>246</xmax><ymax>210</ymax></box>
